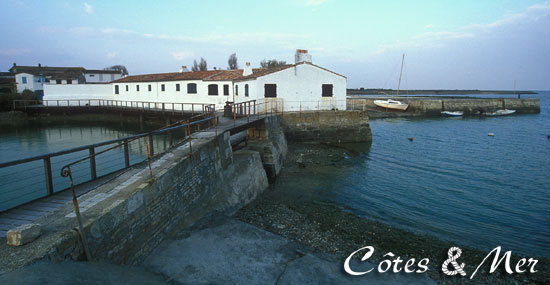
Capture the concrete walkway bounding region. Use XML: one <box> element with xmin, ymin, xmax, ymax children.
<box><xmin>144</xmin><ymin>217</ymin><xmax>436</xmax><ymax>284</ymax></box>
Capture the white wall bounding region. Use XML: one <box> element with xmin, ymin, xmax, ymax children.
<box><xmin>16</xmin><ymin>73</ymin><xmax>44</xmax><ymax>93</ymax></box>
<box><xmin>43</xmin><ymin>84</ymin><xmax>113</xmax><ymax>105</ymax></box>
<box><xmin>241</xmin><ymin>63</ymin><xmax>347</xmax><ymax>111</ymax></box>
<box><xmin>84</xmin><ymin>72</ymin><xmax>122</xmax><ymax>83</ymax></box>
<box><xmin>112</xmin><ymin>80</ymin><xmax>234</xmax><ymax>110</ymax></box>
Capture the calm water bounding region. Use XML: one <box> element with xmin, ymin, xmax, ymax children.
<box><xmin>0</xmin><ymin>119</ymin><xmax>183</xmax><ymax>211</ymax></box>
<box><xmin>273</xmin><ymin>92</ymin><xmax>549</xmax><ymax>258</ymax></box>
<box><xmin>328</xmin><ymin>92</ymin><xmax>550</xmax><ymax>257</ymax></box>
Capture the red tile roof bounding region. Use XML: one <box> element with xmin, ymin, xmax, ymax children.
<box><xmin>112</xmin><ymin>70</ymin><xmax>222</xmax><ymax>83</ymax></box>
<box><xmin>111</xmin><ymin>62</ymin><xmax>345</xmax><ymax>83</ymax></box>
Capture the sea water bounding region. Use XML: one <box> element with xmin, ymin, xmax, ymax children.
<box><xmin>323</xmin><ymin>92</ymin><xmax>550</xmax><ymax>257</ymax></box>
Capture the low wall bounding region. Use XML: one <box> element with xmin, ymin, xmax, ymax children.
<box><xmin>280</xmin><ymin>111</ymin><xmax>372</xmax><ymax>144</ymax></box>
<box><xmin>43</xmin><ymin>84</ymin><xmax>113</xmax><ymax>103</ymax></box>
<box><xmin>349</xmin><ymin>97</ymin><xmax>540</xmax><ymax>117</ymax></box>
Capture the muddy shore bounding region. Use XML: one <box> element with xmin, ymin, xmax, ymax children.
<box><xmin>235</xmin><ymin>143</ymin><xmax>549</xmax><ymax>284</ymax></box>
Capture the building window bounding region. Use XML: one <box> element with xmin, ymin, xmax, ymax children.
<box><xmin>235</xmin><ymin>85</ymin><xmax>238</xmax><ymax>96</ymax></box>
<box><xmin>223</xmin><ymin>84</ymin><xmax>229</xmax><ymax>96</ymax></box>
<box><xmin>176</xmin><ymin>84</ymin><xmax>180</xmax><ymax>91</ymax></box>
<box><xmin>148</xmin><ymin>84</ymin><xmax>152</xmax><ymax>92</ymax></box>
<box><xmin>161</xmin><ymin>84</ymin><xmax>165</xmax><ymax>92</ymax></box>
<box><xmin>99</xmin><ymin>74</ymin><xmax>103</xmax><ymax>81</ymax></box>
<box><xmin>208</xmin><ymin>84</ymin><xmax>218</xmax><ymax>96</ymax></box>
<box><xmin>322</xmin><ymin>84</ymin><xmax>333</xmax><ymax>97</ymax></box>
<box><xmin>264</xmin><ymin>84</ymin><xmax>276</xmax><ymax>98</ymax></box>
<box><xmin>110</xmin><ymin>74</ymin><xmax>114</xmax><ymax>80</ymax></box>
<box><xmin>115</xmin><ymin>85</ymin><xmax>119</xmax><ymax>94</ymax></box>
<box><xmin>90</xmin><ymin>74</ymin><xmax>95</xmax><ymax>77</ymax></box>
<box><xmin>187</xmin><ymin>83</ymin><xmax>197</xmax><ymax>94</ymax></box>
<box><xmin>126</xmin><ymin>85</ymin><xmax>129</xmax><ymax>91</ymax></box>
<box><xmin>22</xmin><ymin>77</ymin><xmax>27</xmax><ymax>84</ymax></box>
<box><xmin>136</xmin><ymin>85</ymin><xmax>140</xmax><ymax>91</ymax></box>
<box><xmin>56</xmin><ymin>80</ymin><xmax>62</xmax><ymax>84</ymax></box>
<box><xmin>67</xmin><ymin>79</ymin><xmax>72</xmax><ymax>84</ymax></box>
<box><xmin>245</xmin><ymin>84</ymin><xmax>249</xmax><ymax>97</ymax></box>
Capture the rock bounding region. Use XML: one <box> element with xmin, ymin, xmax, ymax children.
<box><xmin>6</xmin><ymin>224</ymin><xmax>41</xmax><ymax>246</ymax></box>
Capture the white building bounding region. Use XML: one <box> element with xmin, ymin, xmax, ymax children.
<box><xmin>9</xmin><ymin>63</ymin><xmax>123</xmax><ymax>99</ymax></box>
<box><xmin>43</xmin><ymin>50</ymin><xmax>347</xmax><ymax>111</ymax></box>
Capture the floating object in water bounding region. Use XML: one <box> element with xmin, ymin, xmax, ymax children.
<box><xmin>374</xmin><ymin>99</ymin><xmax>409</xmax><ymax>111</ymax></box>
<box><xmin>408</xmin><ymin>137</ymin><xmax>414</xmax><ymax>141</ymax></box>
<box><xmin>488</xmin><ymin>133</ymin><xmax>495</xmax><ymax>136</ymax></box>
<box><xmin>547</xmin><ymin>135</ymin><xmax>550</xmax><ymax>139</ymax></box>
<box><xmin>441</xmin><ymin>111</ymin><xmax>464</xmax><ymax>117</ymax></box>
<box><xmin>484</xmin><ymin>109</ymin><xmax>516</xmax><ymax>116</ymax></box>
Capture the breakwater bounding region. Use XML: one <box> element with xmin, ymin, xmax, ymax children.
<box><xmin>0</xmin><ymin>111</ymin><xmax>372</xmax><ymax>272</ymax></box>
<box><xmin>348</xmin><ymin>97</ymin><xmax>540</xmax><ymax>118</ymax></box>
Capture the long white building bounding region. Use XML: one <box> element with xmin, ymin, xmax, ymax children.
<box><xmin>44</xmin><ymin>50</ymin><xmax>347</xmax><ymax>111</ymax></box>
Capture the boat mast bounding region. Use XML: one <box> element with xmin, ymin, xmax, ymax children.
<box><xmin>397</xmin><ymin>54</ymin><xmax>405</xmax><ymax>96</ymax></box>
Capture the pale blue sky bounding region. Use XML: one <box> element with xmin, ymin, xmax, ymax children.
<box><xmin>1</xmin><ymin>0</ymin><xmax>549</xmax><ymax>89</ymax></box>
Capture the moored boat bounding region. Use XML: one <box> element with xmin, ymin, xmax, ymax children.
<box><xmin>441</xmin><ymin>111</ymin><xmax>464</xmax><ymax>117</ymax></box>
<box><xmin>374</xmin><ymin>99</ymin><xmax>409</xmax><ymax>111</ymax></box>
<box><xmin>484</xmin><ymin>109</ymin><xmax>516</xmax><ymax>116</ymax></box>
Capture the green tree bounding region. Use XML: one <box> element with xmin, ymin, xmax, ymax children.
<box><xmin>260</xmin><ymin>59</ymin><xmax>287</xmax><ymax>69</ymax></box>
<box><xmin>192</xmin><ymin>57</ymin><xmax>208</xmax><ymax>71</ymax></box>
<box><xmin>227</xmin><ymin>53</ymin><xmax>238</xmax><ymax>70</ymax></box>
<box><xmin>104</xmin><ymin>65</ymin><xmax>128</xmax><ymax>75</ymax></box>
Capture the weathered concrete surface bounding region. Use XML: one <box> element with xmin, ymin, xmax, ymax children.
<box><xmin>349</xmin><ymin>97</ymin><xmax>540</xmax><ymax>118</ymax></box>
<box><xmin>0</xmin><ymin>261</ymin><xmax>166</xmax><ymax>284</ymax></box>
<box><xmin>281</xmin><ymin>111</ymin><xmax>372</xmax><ymax>144</ymax></box>
<box><xmin>247</xmin><ymin>116</ymin><xmax>288</xmax><ymax>179</ymax></box>
<box><xmin>144</xmin><ymin>218</ymin><xmax>435</xmax><ymax>284</ymax></box>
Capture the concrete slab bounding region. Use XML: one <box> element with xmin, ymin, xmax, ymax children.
<box><xmin>144</xmin><ymin>218</ymin><xmax>436</xmax><ymax>284</ymax></box>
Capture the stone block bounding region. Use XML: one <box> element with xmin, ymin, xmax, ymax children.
<box><xmin>6</xmin><ymin>223</ymin><xmax>41</xmax><ymax>246</ymax></box>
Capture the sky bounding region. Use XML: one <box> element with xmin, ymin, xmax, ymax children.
<box><xmin>1</xmin><ymin>0</ymin><xmax>549</xmax><ymax>90</ymax></box>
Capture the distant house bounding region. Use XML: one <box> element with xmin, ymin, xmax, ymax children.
<box><xmin>9</xmin><ymin>63</ymin><xmax>123</xmax><ymax>99</ymax></box>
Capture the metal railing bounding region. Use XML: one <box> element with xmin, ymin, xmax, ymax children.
<box><xmin>13</xmin><ymin>99</ymin><xmax>216</xmax><ymax>116</ymax></box>
<box><xmin>0</xmin><ymin>108</ymin><xmax>217</xmax><ymax>213</ymax></box>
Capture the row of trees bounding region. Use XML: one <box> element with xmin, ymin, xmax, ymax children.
<box><xmin>100</xmin><ymin>54</ymin><xmax>288</xmax><ymax>75</ymax></box>
<box><xmin>190</xmin><ymin>53</ymin><xmax>287</xmax><ymax>71</ymax></box>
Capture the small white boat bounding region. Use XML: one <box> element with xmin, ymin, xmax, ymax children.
<box><xmin>484</xmin><ymin>109</ymin><xmax>516</xmax><ymax>116</ymax></box>
<box><xmin>374</xmin><ymin>99</ymin><xmax>409</xmax><ymax>111</ymax></box>
<box><xmin>441</xmin><ymin>111</ymin><xmax>464</xmax><ymax>117</ymax></box>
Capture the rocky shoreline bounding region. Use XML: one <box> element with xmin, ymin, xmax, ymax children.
<box><xmin>235</xmin><ymin>142</ymin><xmax>549</xmax><ymax>284</ymax></box>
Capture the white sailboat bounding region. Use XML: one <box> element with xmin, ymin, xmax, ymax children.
<box><xmin>374</xmin><ymin>54</ymin><xmax>409</xmax><ymax>111</ymax></box>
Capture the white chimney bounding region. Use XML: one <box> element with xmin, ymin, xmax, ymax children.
<box><xmin>179</xmin><ymin>65</ymin><xmax>188</xmax><ymax>73</ymax></box>
<box><xmin>295</xmin><ymin>49</ymin><xmax>312</xmax><ymax>64</ymax></box>
<box><xmin>243</xmin><ymin>62</ymin><xmax>252</xmax><ymax>76</ymax></box>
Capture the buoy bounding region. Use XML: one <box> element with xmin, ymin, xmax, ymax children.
<box><xmin>488</xmin><ymin>133</ymin><xmax>495</xmax><ymax>136</ymax></box>
<box><xmin>408</xmin><ymin>137</ymin><xmax>414</xmax><ymax>141</ymax></box>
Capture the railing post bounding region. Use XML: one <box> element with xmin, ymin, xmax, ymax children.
<box><xmin>89</xmin><ymin>147</ymin><xmax>97</xmax><ymax>179</ymax></box>
<box><xmin>192</xmin><ymin>104</ymin><xmax>194</xmax><ymax>116</ymax></box>
<box><xmin>123</xmin><ymin>140</ymin><xmax>130</xmax><ymax>168</ymax></box>
<box><xmin>43</xmin><ymin>157</ymin><xmax>54</xmax><ymax>196</ymax></box>
<box><xmin>149</xmin><ymin>134</ymin><xmax>154</xmax><ymax>156</ymax></box>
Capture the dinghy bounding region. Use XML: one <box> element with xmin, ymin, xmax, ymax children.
<box><xmin>441</xmin><ymin>111</ymin><xmax>464</xmax><ymax>117</ymax></box>
<box><xmin>484</xmin><ymin>109</ymin><xmax>516</xmax><ymax>116</ymax></box>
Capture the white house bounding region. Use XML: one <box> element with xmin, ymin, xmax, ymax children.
<box><xmin>10</xmin><ymin>63</ymin><xmax>123</xmax><ymax>99</ymax></box>
<box><xmin>43</xmin><ymin>50</ymin><xmax>347</xmax><ymax>111</ymax></box>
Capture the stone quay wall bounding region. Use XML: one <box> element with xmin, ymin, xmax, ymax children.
<box><xmin>42</xmin><ymin>129</ymin><xmax>273</xmax><ymax>266</ymax></box>
<box><xmin>349</xmin><ymin>97</ymin><xmax>540</xmax><ymax>117</ymax></box>
<box><xmin>280</xmin><ymin>111</ymin><xmax>372</xmax><ymax>144</ymax></box>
